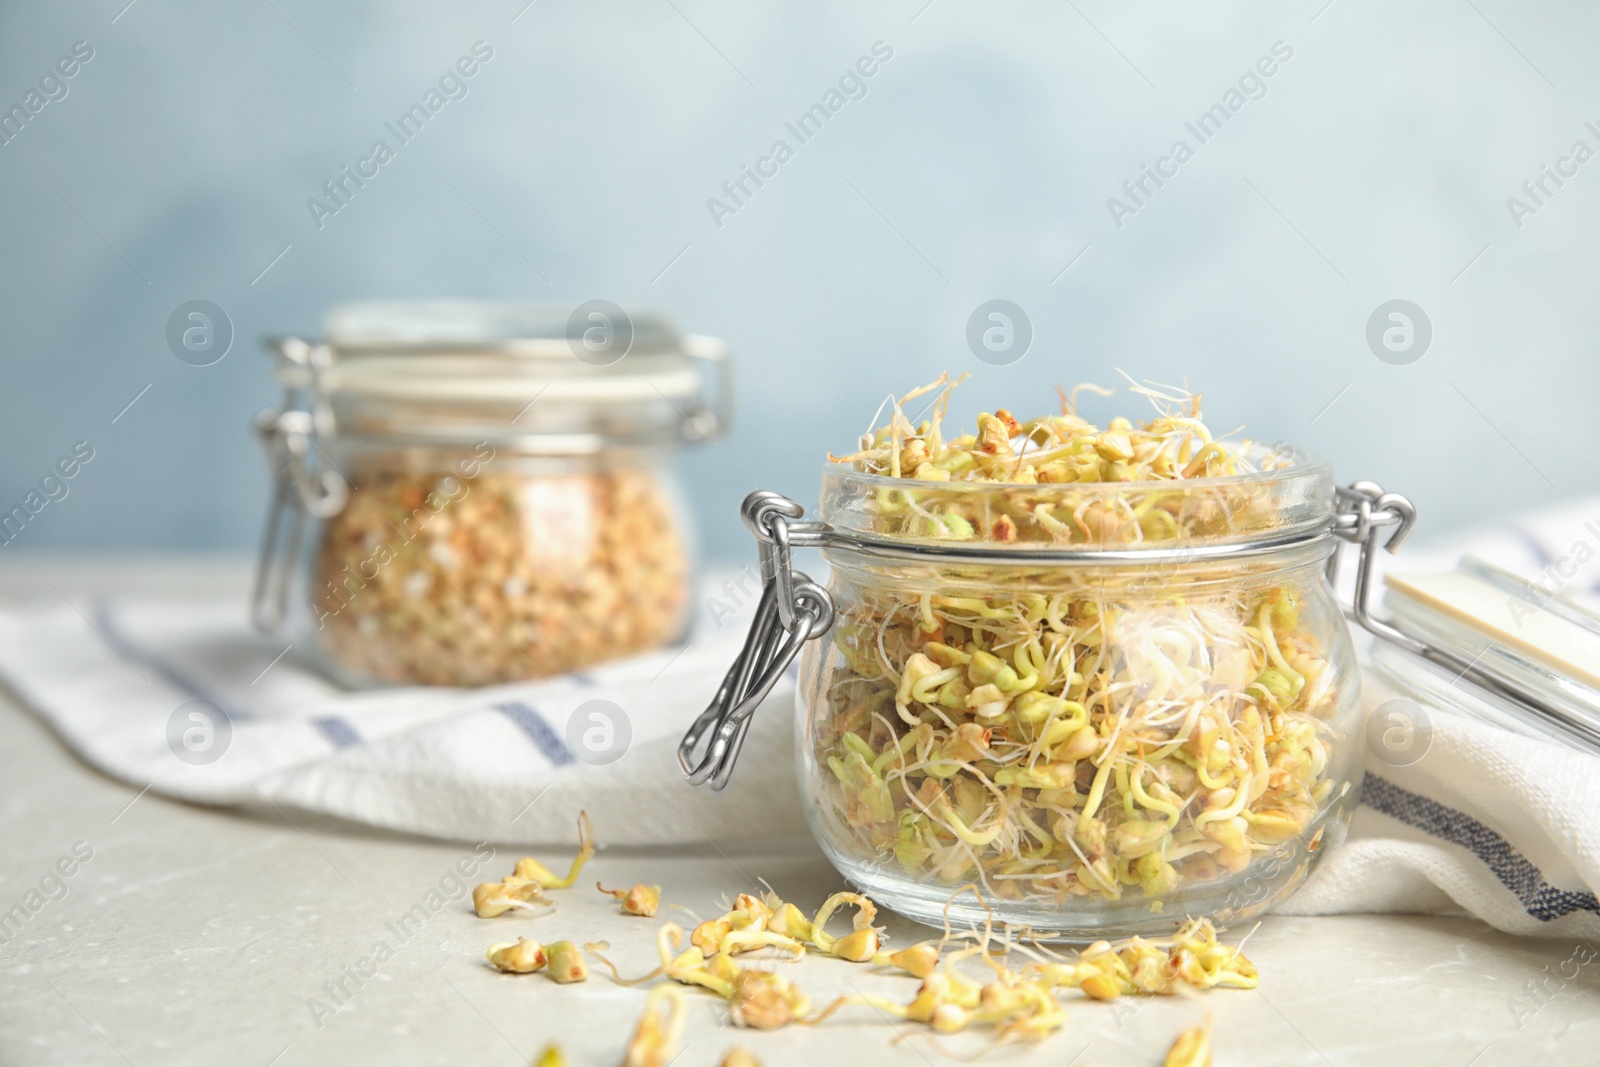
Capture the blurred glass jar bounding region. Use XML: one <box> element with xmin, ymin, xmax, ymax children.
<box><xmin>252</xmin><ymin>302</ymin><xmax>730</xmax><ymax>687</ymax></box>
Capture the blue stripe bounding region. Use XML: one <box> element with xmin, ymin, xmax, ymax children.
<box><xmin>495</xmin><ymin>702</ymin><xmax>576</xmax><ymax>766</ymax></box>
<box><xmin>1362</xmin><ymin>773</ymin><xmax>1599</xmax><ymax>922</ymax></box>
<box><xmin>92</xmin><ymin>601</ymin><xmax>250</xmax><ymax>722</ymax></box>
<box><xmin>313</xmin><ymin>716</ymin><xmax>361</xmax><ymax>748</ymax></box>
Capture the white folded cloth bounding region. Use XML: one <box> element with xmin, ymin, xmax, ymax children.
<box><xmin>1282</xmin><ymin>673</ymin><xmax>1600</xmax><ymax>939</ymax></box>
<box><xmin>4</xmin><ymin>497</ymin><xmax>1598</xmax><ymax>936</ymax></box>
<box><xmin>1283</xmin><ymin>496</ymin><xmax>1600</xmax><ymax>938</ymax></box>
<box><xmin>0</xmin><ymin>593</ymin><xmax>808</xmax><ymax>847</ymax></box>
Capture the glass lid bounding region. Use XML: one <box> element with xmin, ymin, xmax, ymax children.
<box><xmin>268</xmin><ymin>301</ymin><xmax>730</xmax><ymax>450</ymax></box>
<box><xmin>1377</xmin><ymin>555</ymin><xmax>1600</xmax><ymax>751</ymax></box>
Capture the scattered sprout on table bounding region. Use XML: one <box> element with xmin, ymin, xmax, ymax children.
<box><xmin>810</xmin><ymin>891</ymin><xmax>1257</xmax><ymax>1043</ymax></box>
<box><xmin>621</xmin><ymin>984</ymin><xmax>688</xmax><ymax>1067</ymax></box>
<box><xmin>1164</xmin><ymin>1017</ymin><xmax>1214</xmax><ymax>1067</ymax></box>
<box><xmin>486</xmin><ymin>937</ymin><xmax>547</xmax><ymax>974</ymax></box>
<box><xmin>532</xmin><ymin>1044</ymin><xmax>566</xmax><ymax>1067</ymax></box>
<box><xmin>588</xmin><ymin>922</ymin><xmax>811</xmax><ymax>1030</ymax></box>
<box><xmin>813</xmin><ymin>938</ymin><xmax>1069</xmax><ymax>1041</ymax></box>
<box><xmin>473</xmin><ymin>812</ymin><xmax>595</xmax><ymax>917</ymax></box>
<box><xmin>453</xmin><ymin>729</ymin><xmax>1264</xmax><ymax>1055</ymax></box>
<box><xmin>546</xmin><ymin>941</ymin><xmax>589</xmax><ymax>984</ymax></box>
<box><xmin>681</xmin><ymin>890</ymin><xmax>885</xmax><ymax>964</ymax></box>
<box><xmin>597</xmin><ymin>882</ymin><xmax>662</xmax><ymax>917</ymax></box>
<box><xmin>472</xmin><ymin>877</ymin><xmax>553</xmax><ymax>918</ymax></box>
<box><xmin>1023</xmin><ymin>918</ymin><xmax>1258</xmax><ymax>999</ymax></box>
<box><xmin>873</xmin><ymin>941</ymin><xmax>942</xmax><ymax>978</ymax></box>
<box><xmin>806</xmin><ymin>891</ymin><xmax>882</xmax><ymax>961</ymax></box>
<box><xmin>727</xmin><ymin>967</ymin><xmax>812</xmax><ymax>1030</ymax></box>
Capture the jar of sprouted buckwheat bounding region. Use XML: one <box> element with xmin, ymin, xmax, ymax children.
<box><xmin>680</xmin><ymin>374</ymin><xmax>1380</xmax><ymax>940</ymax></box>
<box><xmin>251</xmin><ymin>302</ymin><xmax>730</xmax><ymax>687</ymax></box>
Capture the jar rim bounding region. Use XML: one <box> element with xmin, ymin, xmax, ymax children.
<box><xmin>814</xmin><ymin>524</ymin><xmax>1336</xmax><ymax>569</ymax></box>
<box><xmin>816</xmin><ymin>442</ymin><xmax>1336</xmax><ymax>553</ymax></box>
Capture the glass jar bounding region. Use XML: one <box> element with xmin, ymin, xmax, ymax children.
<box><xmin>682</xmin><ymin>458</ymin><xmax>1402</xmax><ymax>940</ymax></box>
<box><xmin>252</xmin><ymin>302</ymin><xmax>730</xmax><ymax>688</ymax></box>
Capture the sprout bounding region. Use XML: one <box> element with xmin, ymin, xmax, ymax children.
<box><xmin>1164</xmin><ymin>1018</ymin><xmax>1214</xmax><ymax>1067</ymax></box>
<box><xmin>473</xmin><ymin>812</ymin><xmax>597</xmax><ymax>917</ymax></box>
<box><xmin>829</xmin><ymin>929</ymin><xmax>880</xmax><ymax>962</ymax></box>
<box><xmin>808</xmin><ymin>892</ymin><xmax>881</xmax><ymax>959</ymax></box>
<box><xmin>486</xmin><ymin>937</ymin><xmax>547</xmax><ymax>974</ymax></box>
<box><xmin>621</xmin><ymin>985</ymin><xmax>688</xmax><ymax>1067</ymax></box>
<box><xmin>598</xmin><ymin>882</ymin><xmax>662</xmax><ymax>917</ymax></box>
<box><xmin>765</xmin><ymin>902</ymin><xmax>813</xmax><ymax>942</ymax></box>
<box><xmin>826</xmin><ymin>747</ymin><xmax>894</xmax><ymax>825</ymax></box>
<box><xmin>720</xmin><ymin>928</ymin><xmax>807</xmax><ymax>960</ymax></box>
<box><xmin>874</xmin><ymin>942</ymin><xmax>941</xmax><ymax>978</ymax></box>
<box><xmin>589</xmin><ymin>916</ymin><xmax>818</xmax><ymax>1032</ymax></box>
<box><xmin>513</xmin><ymin>812</ymin><xmax>596</xmax><ymax>889</ymax></box>
<box><xmin>692</xmin><ymin>919</ymin><xmax>733</xmax><ymax>957</ymax></box>
<box><xmin>472</xmin><ymin>878</ymin><xmax>552</xmax><ymax>918</ymax></box>
<box><xmin>545</xmin><ymin>941</ymin><xmax>588</xmax><ymax>984</ymax></box>
<box><xmin>727</xmin><ymin>893</ymin><xmax>774</xmax><ymax>930</ymax></box>
<box><xmin>588</xmin><ymin>927</ymin><xmax>736</xmax><ymax>1004</ymax></box>
<box><xmin>728</xmin><ymin>968</ymin><xmax>811</xmax><ymax>1029</ymax></box>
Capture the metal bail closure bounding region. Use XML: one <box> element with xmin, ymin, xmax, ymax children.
<box><xmin>250</xmin><ymin>340</ymin><xmax>350</xmax><ymax>633</ymax></box>
<box><xmin>1329</xmin><ymin>480</ymin><xmax>1423</xmax><ymax>654</ymax></box>
<box><xmin>678</xmin><ymin>493</ymin><xmax>835</xmax><ymax>791</ymax></box>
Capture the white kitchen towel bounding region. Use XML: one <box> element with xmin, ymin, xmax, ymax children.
<box><xmin>1283</xmin><ymin>494</ymin><xmax>1600</xmax><ymax>938</ymax></box>
<box><xmin>1281</xmin><ymin>675</ymin><xmax>1600</xmax><ymax>939</ymax></box>
<box><xmin>0</xmin><ymin>594</ymin><xmax>809</xmax><ymax>848</ymax></box>
<box><xmin>3</xmin><ymin>496</ymin><xmax>1599</xmax><ymax>935</ymax></box>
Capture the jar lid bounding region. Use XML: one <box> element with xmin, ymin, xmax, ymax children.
<box><xmin>269</xmin><ymin>301</ymin><xmax>730</xmax><ymax>451</ymax></box>
<box><xmin>1374</xmin><ymin>556</ymin><xmax>1600</xmax><ymax>752</ymax></box>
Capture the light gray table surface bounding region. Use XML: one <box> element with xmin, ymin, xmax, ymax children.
<box><xmin>0</xmin><ymin>557</ymin><xmax>1596</xmax><ymax>1066</ymax></box>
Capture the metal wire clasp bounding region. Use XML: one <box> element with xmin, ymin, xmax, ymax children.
<box><xmin>250</xmin><ymin>338</ymin><xmax>349</xmax><ymax>633</ymax></box>
<box><xmin>1329</xmin><ymin>480</ymin><xmax>1423</xmax><ymax>654</ymax></box>
<box><xmin>678</xmin><ymin>492</ymin><xmax>835</xmax><ymax>790</ymax></box>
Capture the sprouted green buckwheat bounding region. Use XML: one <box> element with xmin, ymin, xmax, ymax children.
<box><xmin>813</xmin><ymin>374</ymin><xmax>1338</xmax><ymax>904</ymax></box>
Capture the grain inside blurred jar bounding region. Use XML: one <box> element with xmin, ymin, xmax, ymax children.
<box><xmin>252</xmin><ymin>301</ymin><xmax>730</xmax><ymax>687</ymax></box>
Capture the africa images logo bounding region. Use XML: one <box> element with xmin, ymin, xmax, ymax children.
<box><xmin>705</xmin><ymin>41</ymin><xmax>895</xmax><ymax>228</ymax></box>
<box><xmin>1105</xmin><ymin>41</ymin><xmax>1294</xmax><ymax>229</ymax></box>
<box><xmin>306</xmin><ymin>41</ymin><xmax>494</xmax><ymax>230</ymax></box>
<box><xmin>0</xmin><ymin>41</ymin><xmax>95</xmax><ymax>148</ymax></box>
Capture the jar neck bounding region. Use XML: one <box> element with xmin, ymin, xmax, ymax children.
<box><xmin>821</xmin><ymin>533</ymin><xmax>1335</xmax><ymax>593</ymax></box>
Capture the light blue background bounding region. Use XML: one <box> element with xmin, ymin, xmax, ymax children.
<box><xmin>1</xmin><ymin>0</ymin><xmax>1595</xmax><ymax>560</ymax></box>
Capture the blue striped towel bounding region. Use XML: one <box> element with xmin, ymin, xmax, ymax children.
<box><xmin>1281</xmin><ymin>495</ymin><xmax>1600</xmax><ymax>939</ymax></box>
<box><xmin>0</xmin><ymin>593</ymin><xmax>806</xmax><ymax>848</ymax></box>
